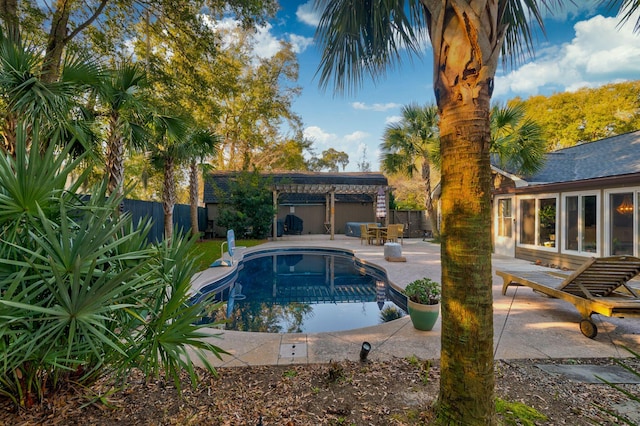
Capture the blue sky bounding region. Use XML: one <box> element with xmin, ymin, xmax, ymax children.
<box><xmin>223</xmin><ymin>1</ymin><xmax>640</xmax><ymax>171</ymax></box>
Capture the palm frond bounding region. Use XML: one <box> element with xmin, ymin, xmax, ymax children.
<box><xmin>604</xmin><ymin>0</ymin><xmax>640</xmax><ymax>32</ymax></box>
<box><xmin>499</xmin><ymin>0</ymin><xmax>568</xmax><ymax>67</ymax></box>
<box><xmin>314</xmin><ymin>0</ymin><xmax>426</xmax><ymax>94</ymax></box>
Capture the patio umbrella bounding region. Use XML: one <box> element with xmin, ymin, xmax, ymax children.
<box><xmin>376</xmin><ymin>188</ymin><xmax>387</xmax><ymax>219</ymax></box>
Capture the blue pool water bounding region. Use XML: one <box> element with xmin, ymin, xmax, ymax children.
<box><xmin>196</xmin><ymin>249</ymin><xmax>407</xmax><ymax>333</ymax></box>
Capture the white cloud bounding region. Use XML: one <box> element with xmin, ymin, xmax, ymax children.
<box><xmin>345</xmin><ymin>131</ymin><xmax>369</xmax><ymax>142</ymax></box>
<box><xmin>288</xmin><ymin>34</ymin><xmax>314</xmax><ymax>54</ymax></box>
<box><xmin>351</xmin><ymin>102</ymin><xmax>401</xmax><ymax>111</ymax></box>
<box><xmin>297</xmin><ymin>1</ymin><xmax>321</xmax><ymax>27</ymax></box>
<box><xmin>493</xmin><ymin>12</ymin><xmax>640</xmax><ymax>99</ymax></box>
<box><xmin>304</xmin><ymin>126</ymin><xmax>335</xmax><ymax>145</ymax></box>
<box><xmin>385</xmin><ymin>115</ymin><xmax>402</xmax><ymax>125</ymax></box>
<box><xmin>252</xmin><ymin>23</ymin><xmax>284</xmax><ymax>58</ymax></box>
<box><xmin>207</xmin><ymin>17</ymin><xmax>312</xmax><ymax>60</ymax></box>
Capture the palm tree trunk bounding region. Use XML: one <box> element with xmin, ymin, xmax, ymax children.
<box><xmin>163</xmin><ymin>157</ymin><xmax>176</xmax><ymax>241</ymax></box>
<box><xmin>0</xmin><ymin>0</ymin><xmax>19</xmax><ymax>35</ymax></box>
<box><xmin>429</xmin><ymin>2</ymin><xmax>501</xmax><ymax>424</ymax></box>
<box><xmin>437</xmin><ymin>97</ymin><xmax>495</xmax><ymax>424</ymax></box>
<box><xmin>421</xmin><ymin>162</ymin><xmax>439</xmax><ymax>238</ymax></box>
<box><xmin>189</xmin><ymin>159</ymin><xmax>199</xmax><ymax>237</ymax></box>
<box><xmin>106</xmin><ymin>114</ymin><xmax>125</xmax><ymax>198</ymax></box>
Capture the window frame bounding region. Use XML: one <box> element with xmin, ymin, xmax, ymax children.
<box><xmin>516</xmin><ymin>194</ymin><xmax>559</xmax><ymax>251</ymax></box>
<box><xmin>604</xmin><ymin>187</ymin><xmax>639</xmax><ymax>257</ymax></box>
<box><xmin>560</xmin><ymin>190</ymin><xmax>600</xmax><ymax>257</ymax></box>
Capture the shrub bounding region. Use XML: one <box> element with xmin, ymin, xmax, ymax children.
<box><xmin>404</xmin><ymin>278</ymin><xmax>441</xmax><ymax>305</ymax></box>
<box><xmin>0</xmin><ymin>130</ymin><xmax>226</xmax><ymax>407</ymax></box>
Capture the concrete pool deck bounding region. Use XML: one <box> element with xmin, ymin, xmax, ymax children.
<box><xmin>190</xmin><ymin>235</ymin><xmax>640</xmax><ymax>367</ymax></box>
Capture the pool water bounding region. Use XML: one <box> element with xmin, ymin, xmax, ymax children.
<box><xmin>199</xmin><ymin>251</ymin><xmax>406</xmax><ymax>333</ymax></box>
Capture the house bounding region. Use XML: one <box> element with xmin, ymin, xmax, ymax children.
<box><xmin>203</xmin><ymin>171</ymin><xmax>390</xmax><ymax>238</ymax></box>
<box><xmin>492</xmin><ymin>130</ymin><xmax>640</xmax><ymax>269</ymax></box>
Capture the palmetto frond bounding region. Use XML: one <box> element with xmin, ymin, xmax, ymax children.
<box><xmin>604</xmin><ymin>0</ymin><xmax>640</xmax><ymax>32</ymax></box>
<box><xmin>379</xmin><ymin>103</ymin><xmax>439</xmax><ymax>177</ymax></box>
<box><xmin>315</xmin><ymin>0</ymin><xmax>569</xmax><ymax>95</ymax></box>
<box><xmin>490</xmin><ymin>102</ymin><xmax>546</xmax><ymax>176</ymax></box>
<box><xmin>314</xmin><ymin>0</ymin><xmax>426</xmax><ymax>94</ymax></box>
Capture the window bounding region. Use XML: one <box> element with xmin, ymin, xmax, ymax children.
<box><xmin>518</xmin><ymin>196</ymin><xmax>558</xmax><ymax>248</ymax></box>
<box><xmin>583</xmin><ymin>196</ymin><xmax>597</xmax><ymax>253</ymax></box>
<box><xmin>563</xmin><ymin>193</ymin><xmax>598</xmax><ymax>254</ymax></box>
<box><xmin>519</xmin><ymin>199</ymin><xmax>535</xmax><ymax>245</ymax></box>
<box><xmin>610</xmin><ymin>192</ymin><xmax>634</xmax><ymax>255</ymax></box>
<box><xmin>538</xmin><ymin>199</ymin><xmax>556</xmax><ymax>247</ymax></box>
<box><xmin>497</xmin><ymin>199</ymin><xmax>512</xmax><ymax>237</ymax></box>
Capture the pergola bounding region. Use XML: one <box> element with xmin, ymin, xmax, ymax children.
<box><xmin>272</xmin><ymin>182</ymin><xmax>390</xmax><ymax>240</ymax></box>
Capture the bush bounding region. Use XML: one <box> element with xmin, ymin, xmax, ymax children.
<box><xmin>213</xmin><ymin>170</ymin><xmax>276</xmax><ymax>239</ymax></box>
<box><xmin>404</xmin><ymin>278</ymin><xmax>441</xmax><ymax>305</ymax></box>
<box><xmin>0</xmin><ymin>131</ymin><xmax>226</xmax><ymax>407</ymax></box>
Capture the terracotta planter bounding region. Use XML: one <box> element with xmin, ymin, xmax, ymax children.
<box><xmin>407</xmin><ymin>299</ymin><xmax>440</xmax><ymax>331</ymax></box>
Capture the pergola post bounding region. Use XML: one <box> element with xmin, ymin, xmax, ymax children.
<box><xmin>272</xmin><ymin>190</ymin><xmax>278</xmax><ymax>240</ymax></box>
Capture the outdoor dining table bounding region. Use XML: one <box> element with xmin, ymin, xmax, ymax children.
<box><xmin>368</xmin><ymin>226</ymin><xmax>387</xmax><ymax>246</ymax></box>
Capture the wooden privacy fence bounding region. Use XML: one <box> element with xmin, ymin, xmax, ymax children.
<box><xmin>123</xmin><ymin>199</ymin><xmax>207</xmax><ymax>243</ymax></box>
<box><xmin>389</xmin><ymin>210</ymin><xmax>431</xmax><ymax>238</ymax></box>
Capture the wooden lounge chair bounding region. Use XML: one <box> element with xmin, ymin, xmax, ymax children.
<box><xmin>498</xmin><ymin>256</ymin><xmax>640</xmax><ymax>338</ymax></box>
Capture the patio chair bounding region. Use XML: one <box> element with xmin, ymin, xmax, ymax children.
<box><xmin>385</xmin><ymin>224</ymin><xmax>399</xmax><ymax>243</ymax></box>
<box><xmin>393</xmin><ymin>223</ymin><xmax>405</xmax><ymax>245</ymax></box>
<box><xmin>359</xmin><ymin>224</ymin><xmax>372</xmax><ymax>245</ymax></box>
<box><xmin>498</xmin><ymin>255</ymin><xmax>640</xmax><ymax>338</ymax></box>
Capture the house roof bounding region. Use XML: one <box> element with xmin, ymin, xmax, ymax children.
<box><xmin>203</xmin><ymin>171</ymin><xmax>388</xmax><ymax>204</ymax></box>
<box><xmin>493</xmin><ymin>130</ymin><xmax>640</xmax><ymax>186</ymax></box>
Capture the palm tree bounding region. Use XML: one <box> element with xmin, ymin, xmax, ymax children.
<box><xmin>315</xmin><ymin>1</ymin><xmax>639</xmax><ymax>423</ymax></box>
<box><xmin>148</xmin><ymin>112</ymin><xmax>188</xmax><ymax>241</ymax></box>
<box><xmin>382</xmin><ymin>101</ymin><xmax>544</xmax><ymax>243</ymax></box>
<box><xmin>186</xmin><ymin>129</ymin><xmax>220</xmax><ymax>237</ymax></box>
<box><xmin>96</xmin><ymin>63</ymin><xmax>148</xmax><ymax>198</ymax></box>
<box><xmin>490</xmin><ymin>102</ymin><xmax>546</xmax><ymax>176</ymax></box>
<box><xmin>0</xmin><ymin>28</ymin><xmax>101</xmax><ymax>156</ymax></box>
<box><xmin>380</xmin><ymin>104</ymin><xmax>440</xmax><ymax>238</ymax></box>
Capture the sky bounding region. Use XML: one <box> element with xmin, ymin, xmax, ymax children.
<box><xmin>223</xmin><ymin>1</ymin><xmax>640</xmax><ymax>172</ymax></box>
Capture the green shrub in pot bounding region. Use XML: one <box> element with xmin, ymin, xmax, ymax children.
<box><xmin>403</xmin><ymin>278</ymin><xmax>441</xmax><ymax>330</ymax></box>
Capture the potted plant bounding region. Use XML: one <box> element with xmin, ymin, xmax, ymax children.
<box><xmin>404</xmin><ymin>278</ymin><xmax>441</xmax><ymax>331</ymax></box>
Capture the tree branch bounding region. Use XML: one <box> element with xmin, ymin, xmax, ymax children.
<box><xmin>64</xmin><ymin>0</ymin><xmax>110</xmax><ymax>43</ymax></box>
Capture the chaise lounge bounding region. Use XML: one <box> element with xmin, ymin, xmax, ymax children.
<box><xmin>498</xmin><ymin>256</ymin><xmax>640</xmax><ymax>338</ymax></box>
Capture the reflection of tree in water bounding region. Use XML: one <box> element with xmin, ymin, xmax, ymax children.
<box><xmin>206</xmin><ymin>255</ymin><xmax>311</xmax><ymax>332</ymax></box>
<box><xmin>220</xmin><ymin>301</ymin><xmax>313</xmax><ymax>333</ymax></box>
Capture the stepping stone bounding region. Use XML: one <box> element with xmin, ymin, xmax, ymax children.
<box><xmin>536</xmin><ymin>364</ymin><xmax>640</xmax><ymax>384</ymax></box>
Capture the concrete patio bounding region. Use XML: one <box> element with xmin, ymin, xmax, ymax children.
<box><xmin>190</xmin><ymin>235</ymin><xmax>640</xmax><ymax>367</ymax></box>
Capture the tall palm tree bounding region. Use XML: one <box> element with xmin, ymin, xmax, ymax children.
<box><xmin>315</xmin><ymin>1</ymin><xmax>639</xmax><ymax>423</ymax></box>
<box><xmin>148</xmin><ymin>112</ymin><xmax>188</xmax><ymax>242</ymax></box>
<box><xmin>96</xmin><ymin>63</ymin><xmax>148</xmax><ymax>198</ymax></box>
<box><xmin>186</xmin><ymin>129</ymin><xmax>220</xmax><ymax>237</ymax></box>
<box><xmin>380</xmin><ymin>104</ymin><xmax>440</xmax><ymax>237</ymax></box>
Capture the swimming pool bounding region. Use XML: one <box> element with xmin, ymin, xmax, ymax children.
<box><xmin>194</xmin><ymin>248</ymin><xmax>407</xmax><ymax>333</ymax></box>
